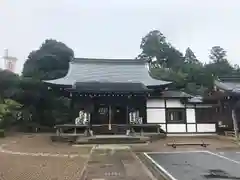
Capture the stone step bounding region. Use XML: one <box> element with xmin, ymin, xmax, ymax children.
<box><xmin>75</xmin><ymin>135</ymin><xmax>149</xmax><ymax>144</ymax></box>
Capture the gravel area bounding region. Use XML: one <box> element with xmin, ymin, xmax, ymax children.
<box><xmin>0</xmin><ymin>154</ymin><xmax>86</xmax><ymax>180</ymax></box>
<box><xmin>0</xmin><ymin>133</ymin><xmax>91</xmax><ymax>180</ymax></box>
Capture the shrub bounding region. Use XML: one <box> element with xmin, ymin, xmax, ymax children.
<box><xmin>0</xmin><ymin>129</ymin><xmax>5</xmax><ymax>138</ymax></box>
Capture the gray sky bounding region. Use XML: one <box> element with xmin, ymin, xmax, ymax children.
<box><xmin>1</xmin><ymin>0</ymin><xmax>240</xmax><ymax>74</ymax></box>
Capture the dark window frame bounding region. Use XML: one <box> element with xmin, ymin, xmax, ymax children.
<box><xmin>166</xmin><ymin>108</ymin><xmax>186</xmax><ymax>123</ymax></box>
<box><xmin>195</xmin><ymin>108</ymin><xmax>217</xmax><ymax>123</ymax></box>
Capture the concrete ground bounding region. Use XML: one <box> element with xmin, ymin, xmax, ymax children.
<box><xmin>134</xmin><ymin>135</ymin><xmax>240</xmax><ymax>180</ymax></box>
<box><xmin>0</xmin><ymin>133</ymin><xmax>240</xmax><ymax>180</ymax></box>
<box><xmin>146</xmin><ymin>151</ymin><xmax>240</xmax><ymax>180</ymax></box>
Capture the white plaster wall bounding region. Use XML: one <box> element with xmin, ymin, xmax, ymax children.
<box><xmin>166</xmin><ymin>99</ymin><xmax>184</xmax><ymax>108</ymax></box>
<box><xmin>147</xmin><ymin>99</ymin><xmax>164</xmax><ymax>108</ymax></box>
<box><xmin>167</xmin><ymin>124</ymin><xmax>186</xmax><ymax>133</ymax></box>
<box><xmin>187</xmin><ymin>124</ymin><xmax>196</xmax><ymax>132</ymax></box>
<box><xmin>186</xmin><ymin>109</ymin><xmax>196</xmax><ymax>123</ymax></box>
<box><xmin>159</xmin><ymin>124</ymin><xmax>166</xmax><ymax>132</ymax></box>
<box><xmin>197</xmin><ymin>124</ymin><xmax>216</xmax><ymax>132</ymax></box>
<box><xmin>147</xmin><ymin>109</ymin><xmax>166</xmax><ymax>123</ymax></box>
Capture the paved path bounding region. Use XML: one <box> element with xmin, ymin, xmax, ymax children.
<box><xmin>81</xmin><ymin>145</ymin><xmax>154</xmax><ymax>180</ymax></box>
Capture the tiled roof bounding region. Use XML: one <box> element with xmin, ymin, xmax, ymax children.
<box><xmin>161</xmin><ymin>90</ymin><xmax>192</xmax><ymax>98</ymax></box>
<box><xmin>44</xmin><ymin>58</ymin><xmax>171</xmax><ymax>86</ymax></box>
<box><xmin>188</xmin><ymin>96</ymin><xmax>203</xmax><ymax>103</ymax></box>
<box><xmin>66</xmin><ymin>82</ymin><xmax>150</xmax><ymax>93</ymax></box>
<box><xmin>214</xmin><ymin>77</ymin><xmax>240</xmax><ymax>93</ymax></box>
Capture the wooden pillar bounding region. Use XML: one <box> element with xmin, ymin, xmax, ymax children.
<box><xmin>91</xmin><ymin>97</ymin><xmax>95</xmax><ymax>126</ymax></box>
<box><xmin>126</xmin><ymin>105</ymin><xmax>129</xmax><ymax>124</ymax></box>
<box><xmin>143</xmin><ymin>95</ymin><xmax>147</xmax><ymax>124</ymax></box>
<box><xmin>70</xmin><ymin>93</ymin><xmax>75</xmax><ymax>123</ymax></box>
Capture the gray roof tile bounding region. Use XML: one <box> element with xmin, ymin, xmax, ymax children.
<box><xmin>44</xmin><ymin>58</ymin><xmax>171</xmax><ymax>86</ymax></box>
<box><xmin>214</xmin><ymin>79</ymin><xmax>240</xmax><ymax>93</ymax></box>
<box><xmin>161</xmin><ymin>90</ymin><xmax>192</xmax><ymax>98</ymax></box>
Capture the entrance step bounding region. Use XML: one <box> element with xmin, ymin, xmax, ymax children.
<box><xmin>75</xmin><ymin>135</ymin><xmax>150</xmax><ymax>144</ymax></box>
<box><xmin>91</xmin><ymin>125</ymin><xmax>127</xmax><ymax>135</ymax></box>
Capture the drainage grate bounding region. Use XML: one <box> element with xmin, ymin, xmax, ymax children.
<box><xmin>104</xmin><ymin>172</ymin><xmax>121</xmax><ymax>176</ymax></box>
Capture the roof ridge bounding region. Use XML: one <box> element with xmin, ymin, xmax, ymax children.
<box><xmin>72</xmin><ymin>57</ymin><xmax>146</xmax><ymax>64</ymax></box>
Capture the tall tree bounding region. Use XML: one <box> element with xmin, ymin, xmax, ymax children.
<box><xmin>22</xmin><ymin>39</ymin><xmax>74</xmax><ymax>80</ymax></box>
<box><xmin>19</xmin><ymin>39</ymin><xmax>74</xmax><ymax>126</ymax></box>
<box><xmin>139</xmin><ymin>30</ymin><xmax>183</xmax><ymax>69</ymax></box>
<box><xmin>138</xmin><ymin>31</ymin><xmax>240</xmax><ymax>95</ymax></box>
<box><xmin>184</xmin><ymin>47</ymin><xmax>200</xmax><ymax>64</ymax></box>
<box><xmin>206</xmin><ymin>46</ymin><xmax>232</xmax><ymax>77</ymax></box>
<box><xmin>209</xmin><ymin>46</ymin><xmax>227</xmax><ymax>63</ymax></box>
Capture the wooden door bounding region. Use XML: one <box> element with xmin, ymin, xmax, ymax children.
<box><xmin>95</xmin><ymin>104</ymin><xmax>109</xmax><ymax>124</ymax></box>
<box><xmin>112</xmin><ymin>105</ymin><xmax>127</xmax><ymax>124</ymax></box>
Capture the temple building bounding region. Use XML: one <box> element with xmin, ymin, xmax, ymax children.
<box><xmin>44</xmin><ymin>58</ymin><xmax>217</xmax><ymax>135</ymax></box>
<box><xmin>213</xmin><ymin>76</ymin><xmax>240</xmax><ymax>133</ymax></box>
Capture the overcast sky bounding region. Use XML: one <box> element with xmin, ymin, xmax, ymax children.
<box><xmin>0</xmin><ymin>0</ymin><xmax>240</xmax><ymax>74</ymax></box>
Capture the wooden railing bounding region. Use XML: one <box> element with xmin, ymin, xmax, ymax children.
<box><xmin>224</xmin><ymin>131</ymin><xmax>235</xmax><ymax>137</ymax></box>
<box><xmin>54</xmin><ymin>124</ymin><xmax>162</xmax><ymax>136</ymax></box>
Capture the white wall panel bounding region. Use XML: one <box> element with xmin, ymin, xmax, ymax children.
<box><xmin>187</xmin><ymin>124</ymin><xmax>196</xmax><ymax>132</ymax></box>
<box><xmin>166</xmin><ymin>99</ymin><xmax>184</xmax><ymax>108</ymax></box>
<box><xmin>147</xmin><ymin>109</ymin><xmax>165</xmax><ymax>123</ymax></box>
<box><xmin>167</xmin><ymin>124</ymin><xmax>186</xmax><ymax>133</ymax></box>
<box><xmin>186</xmin><ymin>109</ymin><xmax>196</xmax><ymax>123</ymax></box>
<box><xmin>197</xmin><ymin>124</ymin><xmax>216</xmax><ymax>132</ymax></box>
<box><xmin>159</xmin><ymin>124</ymin><xmax>166</xmax><ymax>132</ymax></box>
<box><xmin>147</xmin><ymin>99</ymin><xmax>165</xmax><ymax>108</ymax></box>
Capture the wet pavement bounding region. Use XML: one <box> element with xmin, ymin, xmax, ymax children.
<box><xmin>215</xmin><ymin>151</ymin><xmax>240</xmax><ymax>162</ymax></box>
<box><xmin>146</xmin><ymin>151</ymin><xmax>240</xmax><ymax>180</ymax></box>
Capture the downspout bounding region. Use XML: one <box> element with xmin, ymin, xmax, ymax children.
<box><xmin>231</xmin><ymin>109</ymin><xmax>239</xmax><ymax>141</ymax></box>
<box><xmin>232</xmin><ymin>98</ymin><xmax>240</xmax><ymax>145</ymax></box>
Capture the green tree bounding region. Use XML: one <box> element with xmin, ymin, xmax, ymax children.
<box><xmin>18</xmin><ymin>39</ymin><xmax>75</xmax><ymax>127</ymax></box>
<box><xmin>205</xmin><ymin>46</ymin><xmax>233</xmax><ymax>77</ymax></box>
<box><xmin>139</xmin><ymin>30</ymin><xmax>184</xmax><ymax>69</ymax></box>
<box><xmin>0</xmin><ymin>70</ymin><xmax>19</xmax><ymax>102</ymax></box>
<box><xmin>22</xmin><ymin>39</ymin><xmax>74</xmax><ymax>80</ymax></box>
<box><xmin>138</xmin><ymin>31</ymin><xmax>240</xmax><ymax>95</ymax></box>
<box><xmin>184</xmin><ymin>47</ymin><xmax>200</xmax><ymax>64</ymax></box>
<box><xmin>209</xmin><ymin>46</ymin><xmax>227</xmax><ymax>63</ymax></box>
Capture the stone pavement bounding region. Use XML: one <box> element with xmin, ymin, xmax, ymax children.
<box><xmin>1</xmin><ymin>134</ymin><xmax>240</xmax><ymax>180</ymax></box>
<box><xmin>81</xmin><ymin>145</ymin><xmax>155</xmax><ymax>180</ymax></box>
